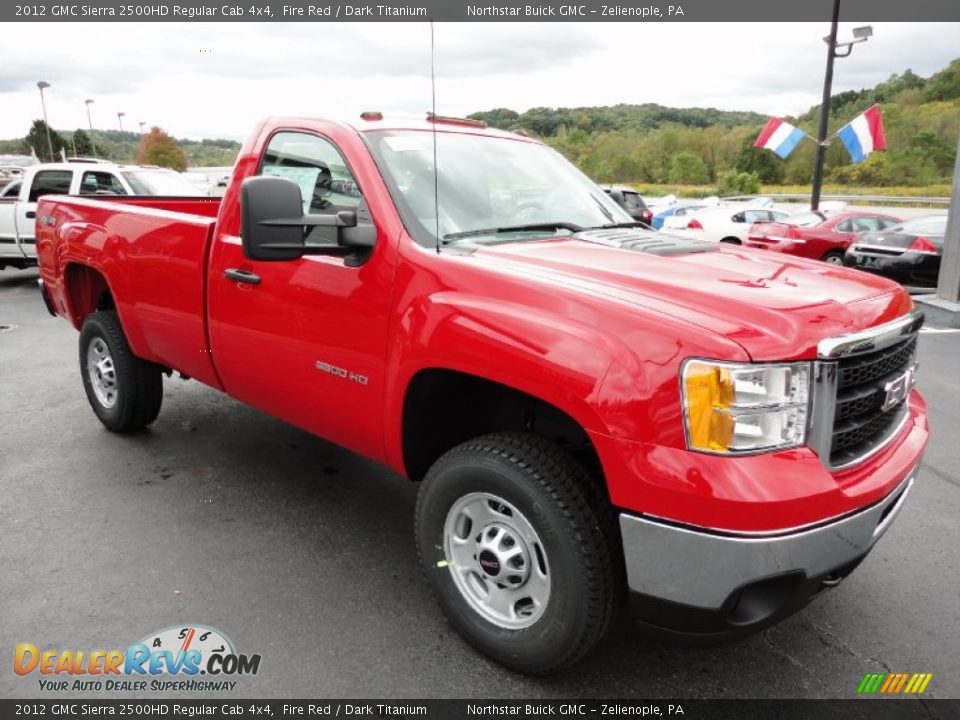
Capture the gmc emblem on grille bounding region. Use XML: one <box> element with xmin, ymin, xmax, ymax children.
<box><xmin>882</xmin><ymin>364</ymin><xmax>917</xmax><ymax>412</ymax></box>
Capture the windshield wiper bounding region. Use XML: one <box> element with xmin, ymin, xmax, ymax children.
<box><xmin>590</xmin><ymin>193</ymin><xmax>616</xmax><ymax>223</ymax></box>
<box><xmin>442</xmin><ymin>222</ymin><xmax>584</xmax><ymax>243</ymax></box>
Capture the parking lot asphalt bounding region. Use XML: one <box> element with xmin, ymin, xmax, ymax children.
<box><xmin>2</xmin><ymin>266</ymin><xmax>959</xmax><ymax>700</ymax></box>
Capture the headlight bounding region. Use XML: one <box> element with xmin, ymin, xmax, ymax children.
<box><xmin>682</xmin><ymin>360</ymin><xmax>810</xmax><ymax>454</ymax></box>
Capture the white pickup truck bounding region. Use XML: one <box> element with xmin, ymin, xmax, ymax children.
<box><xmin>0</xmin><ymin>160</ymin><xmax>200</xmax><ymax>270</ymax></box>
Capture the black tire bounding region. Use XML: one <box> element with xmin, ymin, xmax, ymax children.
<box><xmin>821</xmin><ymin>250</ymin><xmax>844</xmax><ymax>265</ymax></box>
<box><xmin>720</xmin><ymin>237</ymin><xmax>741</xmax><ymax>245</ymax></box>
<box><xmin>415</xmin><ymin>432</ymin><xmax>621</xmax><ymax>673</ymax></box>
<box><xmin>79</xmin><ymin>310</ymin><xmax>163</xmax><ymax>433</ymax></box>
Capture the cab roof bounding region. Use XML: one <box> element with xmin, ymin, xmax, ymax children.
<box><xmin>264</xmin><ymin>114</ymin><xmax>538</xmax><ymax>142</ymax></box>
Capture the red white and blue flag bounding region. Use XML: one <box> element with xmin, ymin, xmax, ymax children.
<box><xmin>754</xmin><ymin>117</ymin><xmax>807</xmax><ymax>159</ymax></box>
<box><xmin>836</xmin><ymin>104</ymin><xmax>887</xmax><ymax>164</ymax></box>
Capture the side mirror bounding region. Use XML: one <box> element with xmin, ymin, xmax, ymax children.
<box><xmin>240</xmin><ymin>175</ymin><xmax>376</xmax><ymax>265</ymax></box>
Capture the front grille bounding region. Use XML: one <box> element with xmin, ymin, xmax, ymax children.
<box><xmin>838</xmin><ymin>338</ymin><xmax>916</xmax><ymax>389</ymax></box>
<box><xmin>829</xmin><ymin>336</ymin><xmax>917</xmax><ymax>467</ymax></box>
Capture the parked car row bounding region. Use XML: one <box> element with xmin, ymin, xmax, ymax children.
<box><xmin>601</xmin><ymin>186</ymin><xmax>949</xmax><ymax>290</ymax></box>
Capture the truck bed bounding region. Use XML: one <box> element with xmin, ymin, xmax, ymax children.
<box><xmin>83</xmin><ymin>195</ymin><xmax>223</xmax><ymax>218</ymax></box>
<box><xmin>36</xmin><ymin>194</ymin><xmax>223</xmax><ymax>389</ymax></box>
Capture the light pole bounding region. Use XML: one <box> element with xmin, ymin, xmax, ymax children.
<box><xmin>139</xmin><ymin>121</ymin><xmax>146</xmax><ymax>135</ymax></box>
<box><xmin>811</xmin><ymin>0</ymin><xmax>873</xmax><ymax>210</ymax></box>
<box><xmin>84</xmin><ymin>99</ymin><xmax>98</xmax><ymax>158</ymax></box>
<box><xmin>36</xmin><ymin>81</ymin><xmax>54</xmax><ymax>162</ymax></box>
<box><xmin>118</xmin><ymin>111</ymin><xmax>125</xmax><ymax>133</ymax></box>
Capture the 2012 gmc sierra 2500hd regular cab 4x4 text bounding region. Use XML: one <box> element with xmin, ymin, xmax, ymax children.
<box><xmin>36</xmin><ymin>115</ymin><xmax>928</xmax><ymax>673</ymax></box>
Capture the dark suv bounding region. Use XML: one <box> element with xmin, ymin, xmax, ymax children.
<box><xmin>603</xmin><ymin>186</ymin><xmax>653</xmax><ymax>226</ymax></box>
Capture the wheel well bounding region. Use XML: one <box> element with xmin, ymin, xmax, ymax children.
<box><xmin>65</xmin><ymin>264</ymin><xmax>114</xmax><ymax>325</ymax></box>
<box><xmin>720</xmin><ymin>237</ymin><xmax>742</xmax><ymax>245</ymax></box>
<box><xmin>402</xmin><ymin>369</ymin><xmax>602</xmax><ymax>485</ymax></box>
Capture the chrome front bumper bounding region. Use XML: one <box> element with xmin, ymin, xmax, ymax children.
<box><xmin>620</xmin><ymin>467</ymin><xmax>915</xmax><ymax>612</ymax></box>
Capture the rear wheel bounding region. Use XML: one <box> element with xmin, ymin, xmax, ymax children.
<box><xmin>821</xmin><ymin>250</ymin><xmax>844</xmax><ymax>265</ymax></box>
<box><xmin>79</xmin><ymin>310</ymin><xmax>163</xmax><ymax>433</ymax></box>
<box><xmin>720</xmin><ymin>237</ymin><xmax>741</xmax><ymax>245</ymax></box>
<box><xmin>415</xmin><ymin>432</ymin><xmax>621</xmax><ymax>673</ymax></box>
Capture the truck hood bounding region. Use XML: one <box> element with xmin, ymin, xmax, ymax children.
<box><xmin>469</xmin><ymin>231</ymin><xmax>913</xmax><ymax>361</ymax></box>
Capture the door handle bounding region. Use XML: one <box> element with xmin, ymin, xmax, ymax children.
<box><xmin>25</xmin><ymin>211</ymin><xmax>36</xmax><ymax>219</ymax></box>
<box><xmin>224</xmin><ymin>268</ymin><xmax>261</xmax><ymax>285</ymax></box>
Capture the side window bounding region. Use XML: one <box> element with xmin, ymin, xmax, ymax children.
<box><xmin>731</xmin><ymin>212</ymin><xmax>745</xmax><ymax>223</ymax></box>
<box><xmin>28</xmin><ymin>170</ymin><xmax>72</xmax><ymax>202</ymax></box>
<box><xmin>259</xmin><ymin>131</ymin><xmax>363</xmax><ymax>246</ymax></box>
<box><xmin>879</xmin><ymin>217</ymin><xmax>899</xmax><ymax>229</ymax></box>
<box><xmin>835</xmin><ymin>220</ymin><xmax>853</xmax><ymax>232</ymax></box>
<box><xmin>79</xmin><ymin>171</ymin><xmax>127</xmax><ymax>196</ymax></box>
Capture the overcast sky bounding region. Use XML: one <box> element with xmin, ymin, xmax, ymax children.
<box><xmin>3</xmin><ymin>22</ymin><xmax>958</xmax><ymax>142</ymax></box>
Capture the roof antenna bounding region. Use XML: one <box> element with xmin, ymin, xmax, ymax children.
<box><xmin>430</xmin><ymin>20</ymin><xmax>440</xmax><ymax>254</ymax></box>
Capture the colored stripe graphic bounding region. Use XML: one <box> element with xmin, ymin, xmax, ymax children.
<box><xmin>857</xmin><ymin>672</ymin><xmax>932</xmax><ymax>694</ymax></box>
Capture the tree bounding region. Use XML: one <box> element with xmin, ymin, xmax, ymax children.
<box><xmin>717</xmin><ymin>170</ymin><xmax>761</xmax><ymax>196</ymax></box>
<box><xmin>135</xmin><ymin>127</ymin><xmax>188</xmax><ymax>171</ymax></box>
<box><xmin>735</xmin><ymin>135</ymin><xmax>785</xmax><ymax>184</ymax></box>
<box><xmin>923</xmin><ymin>58</ymin><xmax>960</xmax><ymax>102</ymax></box>
<box><xmin>468</xmin><ymin>107</ymin><xmax>520</xmax><ymax>130</ymax></box>
<box><xmin>25</xmin><ymin>119</ymin><xmax>65</xmax><ymax>162</ymax></box>
<box><xmin>667</xmin><ymin>152</ymin><xmax>709</xmax><ymax>184</ymax></box>
<box><xmin>73</xmin><ymin>129</ymin><xmax>94</xmax><ymax>156</ymax></box>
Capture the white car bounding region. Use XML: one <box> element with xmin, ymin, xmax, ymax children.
<box><xmin>667</xmin><ymin>206</ymin><xmax>789</xmax><ymax>244</ymax></box>
<box><xmin>1</xmin><ymin>161</ymin><xmax>201</xmax><ymax>270</ymax></box>
<box><xmin>659</xmin><ymin>204</ymin><xmax>707</xmax><ymax>231</ymax></box>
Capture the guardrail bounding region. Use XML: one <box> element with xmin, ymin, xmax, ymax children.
<box><xmin>725</xmin><ymin>194</ymin><xmax>950</xmax><ymax>207</ymax></box>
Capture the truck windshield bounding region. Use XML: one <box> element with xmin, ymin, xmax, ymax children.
<box><xmin>365</xmin><ymin>130</ymin><xmax>632</xmax><ymax>247</ymax></box>
<box><xmin>121</xmin><ymin>170</ymin><xmax>201</xmax><ymax>196</ymax></box>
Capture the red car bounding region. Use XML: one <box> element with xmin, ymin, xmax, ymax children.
<box><xmin>35</xmin><ymin>115</ymin><xmax>927</xmax><ymax>672</ymax></box>
<box><xmin>747</xmin><ymin>210</ymin><xmax>902</xmax><ymax>265</ymax></box>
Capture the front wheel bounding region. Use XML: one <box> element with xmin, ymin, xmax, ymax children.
<box><xmin>415</xmin><ymin>433</ymin><xmax>621</xmax><ymax>673</ymax></box>
<box><xmin>79</xmin><ymin>310</ymin><xmax>163</xmax><ymax>433</ymax></box>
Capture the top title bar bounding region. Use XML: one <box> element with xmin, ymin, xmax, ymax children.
<box><xmin>6</xmin><ymin>0</ymin><xmax>960</xmax><ymax>22</ymax></box>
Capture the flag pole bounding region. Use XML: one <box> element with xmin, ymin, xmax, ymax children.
<box><xmin>811</xmin><ymin>0</ymin><xmax>841</xmax><ymax>212</ymax></box>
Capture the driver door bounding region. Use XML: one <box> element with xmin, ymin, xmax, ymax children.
<box><xmin>207</xmin><ymin>130</ymin><xmax>395</xmax><ymax>462</ymax></box>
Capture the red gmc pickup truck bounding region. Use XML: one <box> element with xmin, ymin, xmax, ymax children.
<box><xmin>36</xmin><ymin>115</ymin><xmax>928</xmax><ymax>673</ymax></box>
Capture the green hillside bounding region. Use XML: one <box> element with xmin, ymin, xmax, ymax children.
<box><xmin>470</xmin><ymin>58</ymin><xmax>960</xmax><ymax>190</ymax></box>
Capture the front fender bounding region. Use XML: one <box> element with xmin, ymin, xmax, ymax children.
<box><xmin>382</xmin><ymin>290</ymin><xmax>630</xmax><ymax>473</ymax></box>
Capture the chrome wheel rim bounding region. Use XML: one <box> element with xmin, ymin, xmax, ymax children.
<box><xmin>87</xmin><ymin>337</ymin><xmax>118</xmax><ymax>409</ymax></box>
<box><xmin>824</xmin><ymin>255</ymin><xmax>844</xmax><ymax>265</ymax></box>
<box><xmin>443</xmin><ymin>492</ymin><xmax>551</xmax><ymax>629</ymax></box>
